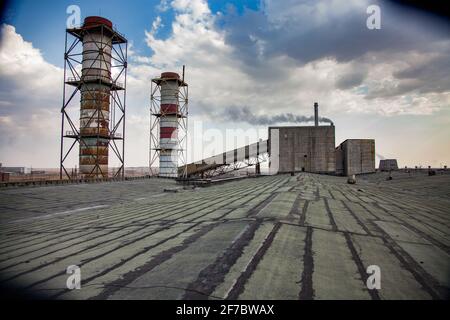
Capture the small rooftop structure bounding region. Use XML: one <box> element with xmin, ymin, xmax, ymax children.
<box><xmin>379</xmin><ymin>159</ymin><xmax>399</xmax><ymax>171</ymax></box>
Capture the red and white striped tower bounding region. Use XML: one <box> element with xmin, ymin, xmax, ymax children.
<box><xmin>150</xmin><ymin>69</ymin><xmax>188</xmax><ymax>178</ymax></box>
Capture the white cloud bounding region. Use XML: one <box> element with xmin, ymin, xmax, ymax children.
<box><xmin>171</xmin><ymin>0</ymin><xmax>211</xmax><ymax>21</ymax></box>
<box><xmin>0</xmin><ymin>24</ymin><xmax>63</xmax><ymax>167</ymax></box>
<box><xmin>136</xmin><ymin>1</ymin><xmax>448</xmax><ymax>120</ymax></box>
<box><xmin>156</xmin><ymin>0</ymin><xmax>170</xmax><ymax>12</ymax></box>
<box><xmin>0</xmin><ymin>24</ymin><xmax>62</xmax><ymax>98</ymax></box>
<box><xmin>150</xmin><ymin>16</ymin><xmax>163</xmax><ymax>35</ymax></box>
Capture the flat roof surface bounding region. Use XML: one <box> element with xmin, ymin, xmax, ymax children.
<box><xmin>0</xmin><ymin>172</ymin><xmax>449</xmax><ymax>299</ymax></box>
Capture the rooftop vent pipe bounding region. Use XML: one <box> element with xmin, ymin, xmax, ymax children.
<box><xmin>314</xmin><ymin>102</ymin><xmax>319</xmax><ymax>126</ymax></box>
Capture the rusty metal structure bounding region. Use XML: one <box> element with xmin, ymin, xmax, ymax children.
<box><xmin>60</xmin><ymin>16</ymin><xmax>127</xmax><ymax>179</ymax></box>
<box><xmin>150</xmin><ymin>68</ymin><xmax>188</xmax><ymax>178</ymax></box>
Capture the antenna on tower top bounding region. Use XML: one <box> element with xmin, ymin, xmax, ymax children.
<box><xmin>182</xmin><ymin>65</ymin><xmax>185</xmax><ymax>83</ymax></box>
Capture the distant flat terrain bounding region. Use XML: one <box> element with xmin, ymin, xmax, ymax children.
<box><xmin>0</xmin><ymin>172</ymin><xmax>449</xmax><ymax>300</ymax></box>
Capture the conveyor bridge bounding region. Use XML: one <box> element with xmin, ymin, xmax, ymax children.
<box><xmin>180</xmin><ymin>140</ymin><xmax>269</xmax><ymax>178</ymax></box>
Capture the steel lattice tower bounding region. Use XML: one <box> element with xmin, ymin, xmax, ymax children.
<box><xmin>150</xmin><ymin>68</ymin><xmax>188</xmax><ymax>178</ymax></box>
<box><xmin>60</xmin><ymin>16</ymin><xmax>127</xmax><ymax>179</ymax></box>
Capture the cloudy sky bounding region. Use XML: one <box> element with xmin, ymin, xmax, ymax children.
<box><xmin>0</xmin><ymin>0</ymin><xmax>449</xmax><ymax>169</ymax></box>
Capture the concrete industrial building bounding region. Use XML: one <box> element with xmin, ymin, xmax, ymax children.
<box><xmin>268</xmin><ymin>102</ymin><xmax>335</xmax><ymax>175</ymax></box>
<box><xmin>266</xmin><ymin>104</ymin><xmax>374</xmax><ymax>176</ymax></box>
<box><xmin>379</xmin><ymin>159</ymin><xmax>399</xmax><ymax>171</ymax></box>
<box><xmin>335</xmin><ymin>139</ymin><xmax>376</xmax><ymax>176</ymax></box>
<box><xmin>268</xmin><ymin>125</ymin><xmax>336</xmax><ymax>174</ymax></box>
<box><xmin>267</xmin><ymin>104</ymin><xmax>374</xmax><ymax>176</ymax></box>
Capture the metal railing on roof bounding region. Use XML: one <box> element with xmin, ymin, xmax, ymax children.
<box><xmin>67</xmin><ymin>23</ymin><xmax>126</xmax><ymax>39</ymax></box>
<box><xmin>66</xmin><ymin>77</ymin><xmax>123</xmax><ymax>88</ymax></box>
<box><xmin>65</xmin><ymin>130</ymin><xmax>122</xmax><ymax>139</ymax></box>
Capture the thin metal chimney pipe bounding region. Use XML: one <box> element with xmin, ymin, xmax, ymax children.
<box><xmin>314</xmin><ymin>102</ymin><xmax>319</xmax><ymax>126</ymax></box>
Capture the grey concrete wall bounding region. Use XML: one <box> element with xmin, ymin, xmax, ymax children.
<box><xmin>335</xmin><ymin>145</ymin><xmax>344</xmax><ymax>175</ymax></box>
<box><xmin>269</xmin><ymin>126</ymin><xmax>336</xmax><ymax>174</ymax></box>
<box><xmin>336</xmin><ymin>139</ymin><xmax>375</xmax><ymax>176</ymax></box>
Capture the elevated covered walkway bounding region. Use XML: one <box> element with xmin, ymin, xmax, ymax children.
<box><xmin>181</xmin><ymin>140</ymin><xmax>269</xmax><ymax>178</ymax></box>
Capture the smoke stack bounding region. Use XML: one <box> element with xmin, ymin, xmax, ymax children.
<box><xmin>314</xmin><ymin>102</ymin><xmax>319</xmax><ymax>126</ymax></box>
